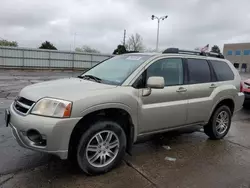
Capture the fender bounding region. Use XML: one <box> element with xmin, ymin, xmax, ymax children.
<box><xmin>208</xmin><ymin>95</ymin><xmax>234</xmax><ymax>121</ymax></box>
<box><xmin>80</xmin><ymin>102</ymin><xmax>138</xmax><ymax>142</ymax></box>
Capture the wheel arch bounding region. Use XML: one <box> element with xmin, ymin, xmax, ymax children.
<box><xmin>68</xmin><ymin>104</ymin><xmax>137</xmax><ymax>159</ymax></box>
<box><xmin>209</xmin><ymin>97</ymin><xmax>235</xmax><ymax>121</ymax></box>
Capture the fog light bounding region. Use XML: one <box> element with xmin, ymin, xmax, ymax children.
<box><xmin>27</xmin><ymin>129</ymin><xmax>42</xmax><ymax>143</ymax></box>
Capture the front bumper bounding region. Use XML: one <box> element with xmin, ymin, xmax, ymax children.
<box><xmin>7</xmin><ymin>102</ymin><xmax>81</xmax><ymax>159</ymax></box>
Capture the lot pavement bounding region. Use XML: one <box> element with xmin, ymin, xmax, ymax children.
<box><xmin>1</xmin><ymin>70</ymin><xmax>250</xmax><ymax>188</ymax></box>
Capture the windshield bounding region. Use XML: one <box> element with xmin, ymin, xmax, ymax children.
<box><xmin>81</xmin><ymin>54</ymin><xmax>152</xmax><ymax>85</ymax></box>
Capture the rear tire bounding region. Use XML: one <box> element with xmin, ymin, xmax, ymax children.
<box><xmin>204</xmin><ymin>105</ymin><xmax>232</xmax><ymax>140</ymax></box>
<box><xmin>76</xmin><ymin>118</ymin><xmax>126</xmax><ymax>175</ymax></box>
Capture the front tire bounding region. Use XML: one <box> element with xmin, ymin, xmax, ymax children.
<box><xmin>204</xmin><ymin>105</ymin><xmax>232</xmax><ymax>140</ymax></box>
<box><xmin>76</xmin><ymin>118</ymin><xmax>126</xmax><ymax>175</ymax></box>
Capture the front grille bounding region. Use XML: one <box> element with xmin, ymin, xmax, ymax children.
<box><xmin>15</xmin><ymin>102</ymin><xmax>29</xmax><ymax>113</ymax></box>
<box><xmin>18</xmin><ymin>97</ymin><xmax>34</xmax><ymax>106</ymax></box>
<box><xmin>14</xmin><ymin>96</ymin><xmax>35</xmax><ymax>115</ymax></box>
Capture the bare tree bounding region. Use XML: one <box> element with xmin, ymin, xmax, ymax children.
<box><xmin>0</xmin><ymin>39</ymin><xmax>18</xmax><ymax>47</ymax></box>
<box><xmin>75</xmin><ymin>45</ymin><xmax>100</xmax><ymax>53</ymax></box>
<box><xmin>144</xmin><ymin>48</ymin><xmax>157</xmax><ymax>52</ymax></box>
<box><xmin>126</xmin><ymin>33</ymin><xmax>144</xmax><ymax>52</ymax></box>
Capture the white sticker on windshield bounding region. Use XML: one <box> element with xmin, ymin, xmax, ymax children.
<box><xmin>126</xmin><ymin>56</ymin><xmax>142</xmax><ymax>60</ymax></box>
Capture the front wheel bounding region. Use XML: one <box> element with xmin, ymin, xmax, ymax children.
<box><xmin>204</xmin><ymin>105</ymin><xmax>232</xmax><ymax>140</ymax></box>
<box><xmin>76</xmin><ymin>118</ymin><xmax>127</xmax><ymax>175</ymax></box>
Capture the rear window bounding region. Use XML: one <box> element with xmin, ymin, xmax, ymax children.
<box><xmin>210</xmin><ymin>60</ymin><xmax>234</xmax><ymax>81</ymax></box>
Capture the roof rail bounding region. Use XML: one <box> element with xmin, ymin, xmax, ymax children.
<box><xmin>162</xmin><ymin>48</ymin><xmax>225</xmax><ymax>59</ymax></box>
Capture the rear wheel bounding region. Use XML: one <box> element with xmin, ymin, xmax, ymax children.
<box><xmin>204</xmin><ymin>105</ymin><xmax>232</xmax><ymax>140</ymax></box>
<box><xmin>76</xmin><ymin>118</ymin><xmax>126</xmax><ymax>175</ymax></box>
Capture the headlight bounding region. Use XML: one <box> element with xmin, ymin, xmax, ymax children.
<box><xmin>31</xmin><ymin>98</ymin><xmax>72</xmax><ymax>118</ymax></box>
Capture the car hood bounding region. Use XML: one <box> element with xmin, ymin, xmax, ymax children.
<box><xmin>19</xmin><ymin>77</ymin><xmax>116</xmax><ymax>102</ymax></box>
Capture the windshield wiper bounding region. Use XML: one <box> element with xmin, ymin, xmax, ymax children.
<box><xmin>78</xmin><ymin>75</ymin><xmax>102</xmax><ymax>83</ymax></box>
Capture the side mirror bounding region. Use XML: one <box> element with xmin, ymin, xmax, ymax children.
<box><xmin>147</xmin><ymin>76</ymin><xmax>165</xmax><ymax>89</ymax></box>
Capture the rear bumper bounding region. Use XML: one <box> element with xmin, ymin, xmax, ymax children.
<box><xmin>235</xmin><ymin>92</ymin><xmax>245</xmax><ymax>112</ymax></box>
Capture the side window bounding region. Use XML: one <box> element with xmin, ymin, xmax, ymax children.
<box><xmin>210</xmin><ymin>60</ymin><xmax>234</xmax><ymax>81</ymax></box>
<box><xmin>146</xmin><ymin>58</ymin><xmax>183</xmax><ymax>86</ymax></box>
<box><xmin>187</xmin><ymin>59</ymin><xmax>211</xmax><ymax>84</ymax></box>
<box><xmin>132</xmin><ymin>72</ymin><xmax>146</xmax><ymax>88</ymax></box>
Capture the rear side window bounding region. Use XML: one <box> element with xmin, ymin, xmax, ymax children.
<box><xmin>210</xmin><ymin>60</ymin><xmax>234</xmax><ymax>81</ymax></box>
<box><xmin>187</xmin><ymin>59</ymin><xmax>211</xmax><ymax>84</ymax></box>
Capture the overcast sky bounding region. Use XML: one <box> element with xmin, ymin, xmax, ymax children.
<box><xmin>1</xmin><ymin>0</ymin><xmax>250</xmax><ymax>53</ymax></box>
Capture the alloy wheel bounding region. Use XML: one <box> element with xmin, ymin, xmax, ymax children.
<box><xmin>86</xmin><ymin>130</ymin><xmax>120</xmax><ymax>168</ymax></box>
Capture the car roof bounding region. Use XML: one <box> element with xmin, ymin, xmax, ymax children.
<box><xmin>122</xmin><ymin>52</ymin><xmax>160</xmax><ymax>56</ymax></box>
<box><xmin>124</xmin><ymin>48</ymin><xmax>226</xmax><ymax>61</ymax></box>
<box><xmin>123</xmin><ymin>52</ymin><xmax>227</xmax><ymax>62</ymax></box>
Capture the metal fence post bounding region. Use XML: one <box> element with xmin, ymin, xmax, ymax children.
<box><xmin>22</xmin><ymin>49</ymin><xmax>25</xmax><ymax>68</ymax></box>
<box><xmin>72</xmin><ymin>52</ymin><xmax>75</xmax><ymax>71</ymax></box>
<box><xmin>48</xmin><ymin>51</ymin><xmax>51</xmax><ymax>69</ymax></box>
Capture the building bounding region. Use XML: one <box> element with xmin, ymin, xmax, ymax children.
<box><xmin>223</xmin><ymin>42</ymin><xmax>250</xmax><ymax>72</ymax></box>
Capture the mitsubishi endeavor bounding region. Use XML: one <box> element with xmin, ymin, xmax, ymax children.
<box><xmin>5</xmin><ymin>48</ymin><xmax>244</xmax><ymax>175</ymax></box>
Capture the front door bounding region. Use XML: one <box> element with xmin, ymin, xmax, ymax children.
<box><xmin>138</xmin><ymin>57</ymin><xmax>188</xmax><ymax>134</ymax></box>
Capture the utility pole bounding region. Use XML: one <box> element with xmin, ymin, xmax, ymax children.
<box><xmin>73</xmin><ymin>32</ymin><xmax>76</xmax><ymax>51</ymax></box>
<box><xmin>156</xmin><ymin>19</ymin><xmax>160</xmax><ymax>52</ymax></box>
<box><xmin>123</xmin><ymin>29</ymin><xmax>126</xmax><ymax>46</ymax></box>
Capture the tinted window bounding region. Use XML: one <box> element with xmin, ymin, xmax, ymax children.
<box><xmin>235</xmin><ymin>50</ymin><xmax>241</xmax><ymax>55</ymax></box>
<box><xmin>132</xmin><ymin>72</ymin><xmax>145</xmax><ymax>88</ymax></box>
<box><xmin>187</xmin><ymin>59</ymin><xmax>211</xmax><ymax>84</ymax></box>
<box><xmin>244</xmin><ymin>50</ymin><xmax>250</xmax><ymax>55</ymax></box>
<box><xmin>227</xmin><ymin>50</ymin><xmax>233</xmax><ymax>55</ymax></box>
<box><xmin>146</xmin><ymin>58</ymin><xmax>183</xmax><ymax>86</ymax></box>
<box><xmin>210</xmin><ymin>60</ymin><xmax>234</xmax><ymax>81</ymax></box>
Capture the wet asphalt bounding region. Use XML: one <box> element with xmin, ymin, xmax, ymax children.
<box><xmin>1</xmin><ymin>70</ymin><xmax>250</xmax><ymax>188</ymax></box>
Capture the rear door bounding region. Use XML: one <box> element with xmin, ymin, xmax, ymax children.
<box><xmin>185</xmin><ymin>58</ymin><xmax>217</xmax><ymax>124</ymax></box>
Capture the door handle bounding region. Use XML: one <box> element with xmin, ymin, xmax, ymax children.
<box><xmin>209</xmin><ymin>84</ymin><xmax>217</xmax><ymax>88</ymax></box>
<box><xmin>176</xmin><ymin>87</ymin><xmax>187</xmax><ymax>92</ymax></box>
